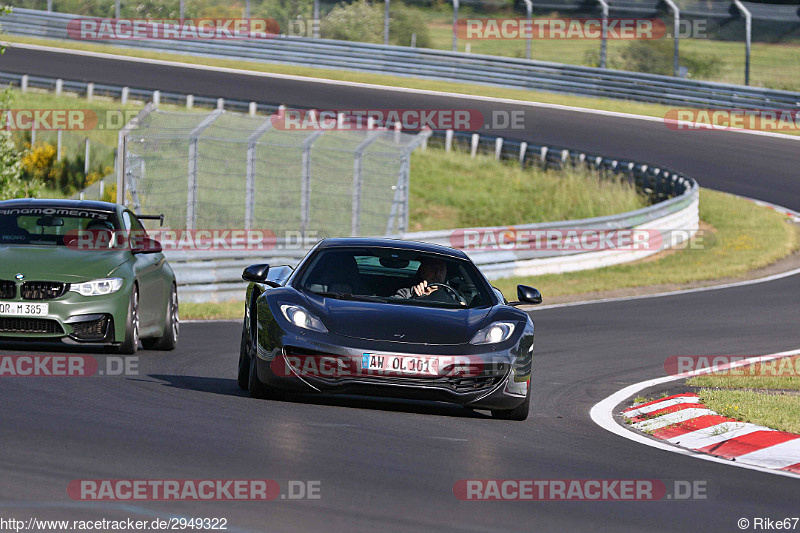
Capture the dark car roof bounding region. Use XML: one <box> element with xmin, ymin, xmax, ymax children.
<box><xmin>317</xmin><ymin>237</ymin><xmax>469</xmax><ymax>259</ymax></box>
<box><xmin>0</xmin><ymin>198</ymin><xmax>120</xmax><ymax>212</ymax></box>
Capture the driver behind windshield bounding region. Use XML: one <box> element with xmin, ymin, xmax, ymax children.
<box><xmin>395</xmin><ymin>256</ymin><xmax>447</xmax><ymax>299</ymax></box>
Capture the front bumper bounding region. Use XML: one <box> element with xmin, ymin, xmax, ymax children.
<box><xmin>254</xmin><ymin>330</ymin><xmax>532</xmax><ymax>411</ymax></box>
<box><xmin>0</xmin><ymin>288</ymin><xmax>129</xmax><ymax>344</ymax></box>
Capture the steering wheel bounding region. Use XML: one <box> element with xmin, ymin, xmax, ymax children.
<box><xmin>415</xmin><ymin>282</ymin><xmax>467</xmax><ymax>305</ymax></box>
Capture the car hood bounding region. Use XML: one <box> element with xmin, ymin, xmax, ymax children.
<box><xmin>0</xmin><ymin>245</ymin><xmax>130</xmax><ymax>282</ymax></box>
<box><xmin>304</xmin><ymin>295</ymin><xmax>492</xmax><ymax>345</ymax></box>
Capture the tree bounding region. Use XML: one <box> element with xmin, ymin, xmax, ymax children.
<box><xmin>0</xmin><ymin>87</ymin><xmax>40</xmax><ymax>200</ymax></box>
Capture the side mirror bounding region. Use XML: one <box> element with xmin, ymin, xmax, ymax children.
<box><xmin>242</xmin><ymin>264</ymin><xmax>270</xmax><ymax>283</ymax></box>
<box><xmin>517</xmin><ymin>285</ymin><xmax>542</xmax><ymax>305</ymax></box>
<box><xmin>131</xmin><ymin>237</ymin><xmax>162</xmax><ymax>254</ymax></box>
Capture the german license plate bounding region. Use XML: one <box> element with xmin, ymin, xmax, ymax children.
<box><xmin>361</xmin><ymin>353</ymin><xmax>439</xmax><ymax>376</ymax></box>
<box><xmin>0</xmin><ymin>301</ymin><xmax>49</xmax><ymax>317</ymax></box>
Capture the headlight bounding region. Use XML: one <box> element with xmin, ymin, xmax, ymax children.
<box><xmin>69</xmin><ymin>278</ymin><xmax>124</xmax><ymax>297</ymax></box>
<box><xmin>280</xmin><ymin>304</ymin><xmax>328</xmax><ymax>333</ymax></box>
<box><xmin>470</xmin><ymin>321</ymin><xmax>515</xmax><ymax>345</ymax></box>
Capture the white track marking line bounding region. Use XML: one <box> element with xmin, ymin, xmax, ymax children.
<box><xmin>735</xmin><ymin>439</ymin><xmax>800</xmax><ymax>470</ymax></box>
<box><xmin>667</xmin><ymin>423</ymin><xmax>767</xmax><ymax>449</ymax></box>
<box><xmin>623</xmin><ymin>396</ymin><xmax>701</xmax><ymax>417</ymax></box>
<box><xmin>5</xmin><ymin>42</ymin><xmax>800</xmax><ymax>143</ymax></box>
<box><xmin>590</xmin><ymin>348</ymin><xmax>800</xmax><ymax>480</ymax></box>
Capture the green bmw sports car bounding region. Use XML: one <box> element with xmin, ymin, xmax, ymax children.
<box><xmin>0</xmin><ymin>199</ymin><xmax>178</xmax><ymax>354</ymax></box>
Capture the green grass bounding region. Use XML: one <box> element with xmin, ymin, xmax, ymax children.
<box><xmin>181</xmin><ymin>301</ymin><xmax>242</xmax><ymax>321</ymax></box>
<box><xmin>408</xmin><ymin>148</ymin><xmax>647</xmax><ymax>231</ymax></box>
<box><xmin>695</xmin><ymin>388</ymin><xmax>800</xmax><ymax>435</ymax></box>
<box><xmin>493</xmin><ymin>188</ymin><xmax>799</xmax><ymax>298</ymax></box>
<box><xmin>687</xmin><ymin>355</ymin><xmax>800</xmax><ymax>391</ymax></box>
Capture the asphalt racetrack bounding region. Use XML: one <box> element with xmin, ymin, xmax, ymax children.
<box><xmin>1</xmin><ymin>45</ymin><xmax>799</xmax><ymax>532</ymax></box>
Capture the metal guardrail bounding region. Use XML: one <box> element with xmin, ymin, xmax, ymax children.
<box><xmin>0</xmin><ymin>69</ymin><xmax>698</xmax><ymax>302</ymax></box>
<box><xmin>2</xmin><ymin>8</ymin><xmax>799</xmax><ymax>110</ymax></box>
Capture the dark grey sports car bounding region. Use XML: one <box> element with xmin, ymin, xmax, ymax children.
<box><xmin>237</xmin><ymin>238</ymin><xmax>541</xmax><ymax>420</ymax></box>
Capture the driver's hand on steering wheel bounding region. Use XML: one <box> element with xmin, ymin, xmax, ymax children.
<box><xmin>412</xmin><ymin>280</ymin><xmax>439</xmax><ymax>297</ymax></box>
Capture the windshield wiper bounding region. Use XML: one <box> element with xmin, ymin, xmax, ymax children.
<box><xmin>310</xmin><ymin>291</ymin><xmax>387</xmax><ymax>303</ymax></box>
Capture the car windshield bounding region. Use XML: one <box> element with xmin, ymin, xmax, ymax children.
<box><xmin>0</xmin><ymin>207</ymin><xmax>120</xmax><ymax>248</ymax></box>
<box><xmin>297</xmin><ymin>247</ymin><xmax>494</xmax><ymax>308</ymax></box>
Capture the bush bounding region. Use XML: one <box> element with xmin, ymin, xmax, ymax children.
<box><xmin>320</xmin><ymin>0</ymin><xmax>430</xmax><ymax>47</ymax></box>
<box><xmin>20</xmin><ymin>142</ymin><xmax>109</xmax><ymax>196</ymax></box>
<box><xmin>0</xmin><ymin>88</ymin><xmax>39</xmax><ymax>200</ymax></box>
<box><xmin>583</xmin><ymin>40</ymin><xmax>722</xmax><ymax>79</ymax></box>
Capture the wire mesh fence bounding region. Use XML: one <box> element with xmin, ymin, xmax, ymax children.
<box><xmin>121</xmin><ymin>109</ymin><xmax>430</xmax><ymax>237</ymax></box>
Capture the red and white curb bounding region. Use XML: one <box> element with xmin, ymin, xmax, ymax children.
<box><xmin>622</xmin><ymin>393</ymin><xmax>800</xmax><ymax>475</ymax></box>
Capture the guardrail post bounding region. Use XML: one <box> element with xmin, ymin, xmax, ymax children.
<box><xmin>494</xmin><ymin>137</ymin><xmax>503</xmax><ymax>160</ymax></box>
<box><xmin>217</xmin><ymin>98</ymin><xmax>225</xmax><ymax>110</ymax></box>
<box><xmin>597</xmin><ymin>0</ymin><xmax>609</xmax><ymax>68</ymax></box>
<box><xmin>540</xmin><ymin>146</ymin><xmax>548</xmax><ymax>165</ymax></box>
<box><xmin>452</xmin><ymin>0</ymin><xmax>459</xmax><ymax>52</ymax></box>
<box><xmin>55</xmin><ymin>78</ymin><xmax>63</xmax><ymax>96</ymax></box>
<box><xmin>20</xmin><ymin>75</ymin><xmax>28</xmax><ymax>93</ymax></box>
<box><xmin>445</xmin><ymin>129</ymin><xmax>454</xmax><ymax>152</ymax></box>
<box><xmin>86</xmin><ymin>82</ymin><xmax>94</xmax><ymax>101</ymax></box>
<box><xmin>121</xmin><ymin>87</ymin><xmax>129</xmax><ymax>105</ymax></box>
<box><xmin>249</xmin><ymin>102</ymin><xmax>256</xmax><ymax>115</ymax></box>
<box><xmin>733</xmin><ymin>0</ymin><xmax>752</xmax><ymax>85</ymax></box>
<box><xmin>470</xmin><ymin>133</ymin><xmax>479</xmax><ymax>158</ymax></box>
<box><xmin>519</xmin><ymin>141</ymin><xmax>527</xmax><ymax>166</ymax></box>
<box><xmin>153</xmin><ymin>90</ymin><xmax>161</xmax><ymax>106</ymax></box>
<box><xmin>187</xmin><ymin>95</ymin><xmax>194</xmax><ymax>109</ymax></box>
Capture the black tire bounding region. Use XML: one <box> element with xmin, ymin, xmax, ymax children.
<box><xmin>248</xmin><ymin>347</ymin><xmax>272</xmax><ymax>399</ymax></box>
<box><xmin>142</xmin><ymin>284</ymin><xmax>179</xmax><ymax>351</ymax></box>
<box><xmin>237</xmin><ymin>317</ymin><xmax>250</xmax><ymax>390</ymax></box>
<box><xmin>116</xmin><ymin>286</ymin><xmax>139</xmax><ymax>355</ymax></box>
<box><xmin>491</xmin><ymin>382</ymin><xmax>531</xmax><ymax>421</ymax></box>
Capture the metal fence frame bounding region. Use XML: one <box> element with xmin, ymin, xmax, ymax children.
<box><xmin>3</xmin><ymin>8</ymin><xmax>799</xmax><ymax>109</ymax></box>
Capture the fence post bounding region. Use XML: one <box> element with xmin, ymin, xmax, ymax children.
<box><xmin>47</xmin><ymin>0</ymin><xmax>52</xmax><ymax>11</ymax></box>
<box><xmin>494</xmin><ymin>137</ymin><xmax>503</xmax><ymax>160</ymax></box>
<box><xmin>217</xmin><ymin>98</ymin><xmax>225</xmax><ymax>110</ymax></box>
<box><xmin>313</xmin><ymin>0</ymin><xmax>320</xmax><ymax>38</ymax></box>
<box><xmin>115</xmin><ymin>0</ymin><xmax>120</xmax><ymax>18</ymax></box>
<box><xmin>733</xmin><ymin>0</ymin><xmax>752</xmax><ymax>85</ymax></box>
<box><xmin>662</xmin><ymin>0</ymin><xmax>680</xmax><ymax>77</ymax></box>
<box><xmin>470</xmin><ymin>133</ymin><xmax>479</xmax><ymax>158</ymax></box>
<box><xmin>186</xmin><ymin>110</ymin><xmax>223</xmax><ymax>229</ymax></box>
<box><xmin>186</xmin><ymin>95</ymin><xmax>194</xmax><ymax>109</ymax></box>
<box><xmin>20</xmin><ymin>75</ymin><xmax>28</xmax><ymax>93</ymax></box>
<box><xmin>84</xmin><ymin>138</ymin><xmax>90</xmax><ymax>174</ymax></box>
<box><xmin>452</xmin><ymin>0</ymin><xmax>459</xmax><ymax>52</ymax></box>
<box><xmin>57</xmin><ymin>130</ymin><xmax>62</xmax><ymax>162</ymax></box>
<box><xmin>86</xmin><ymin>82</ymin><xmax>94</xmax><ymax>102</ymax></box>
<box><xmin>597</xmin><ymin>0</ymin><xmax>609</xmax><ymax>68</ymax></box>
<box><xmin>121</xmin><ymin>87</ymin><xmax>129</xmax><ymax>105</ymax></box>
<box><xmin>55</xmin><ymin>78</ymin><xmax>63</xmax><ymax>96</ymax></box>
<box><xmin>30</xmin><ymin>127</ymin><xmax>36</xmax><ymax>146</ymax></box>
<box><xmin>522</xmin><ymin>0</ymin><xmax>532</xmax><ymax>59</ymax></box>
<box><xmin>153</xmin><ymin>90</ymin><xmax>161</xmax><ymax>106</ymax></box>
<box><xmin>519</xmin><ymin>141</ymin><xmax>527</xmax><ymax>166</ymax></box>
<box><xmin>245</xmin><ymin>118</ymin><xmax>274</xmax><ymax>230</ymax></box>
<box><xmin>445</xmin><ymin>129</ymin><xmax>454</xmax><ymax>152</ymax></box>
<box><xmin>300</xmin><ymin>129</ymin><xmax>324</xmax><ymax>237</ymax></box>
<box><xmin>249</xmin><ymin>102</ymin><xmax>257</xmax><ymax>115</ymax></box>
<box><xmin>384</xmin><ymin>0</ymin><xmax>390</xmax><ymax>45</ymax></box>
<box><xmin>351</xmin><ymin>131</ymin><xmax>382</xmax><ymax>236</ymax></box>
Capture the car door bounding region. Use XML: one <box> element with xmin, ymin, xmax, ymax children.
<box><xmin>123</xmin><ymin>210</ymin><xmax>166</xmax><ymax>330</ymax></box>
